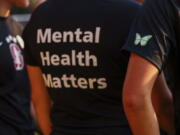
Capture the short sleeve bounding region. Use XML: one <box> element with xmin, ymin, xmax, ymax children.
<box><xmin>22</xmin><ymin>18</ymin><xmax>39</xmax><ymax>66</ymax></box>
<box><xmin>123</xmin><ymin>0</ymin><xmax>177</xmax><ymax>71</ymax></box>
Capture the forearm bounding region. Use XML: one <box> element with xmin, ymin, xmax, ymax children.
<box><xmin>27</xmin><ymin>66</ymin><xmax>52</xmax><ymax>135</ymax></box>
<box><xmin>152</xmin><ymin>74</ymin><xmax>175</xmax><ymax>135</ymax></box>
<box><xmin>32</xmin><ymin>96</ymin><xmax>52</xmax><ymax>135</ymax></box>
<box><xmin>156</xmin><ymin>108</ymin><xmax>175</xmax><ymax>135</ymax></box>
<box><xmin>155</xmin><ymin>92</ymin><xmax>175</xmax><ymax>135</ymax></box>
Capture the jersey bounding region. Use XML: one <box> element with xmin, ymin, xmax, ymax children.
<box><xmin>123</xmin><ymin>0</ymin><xmax>180</xmax><ymax>134</ymax></box>
<box><xmin>0</xmin><ymin>17</ymin><xmax>34</xmax><ymax>134</ymax></box>
<box><xmin>23</xmin><ymin>0</ymin><xmax>140</xmax><ymax>134</ymax></box>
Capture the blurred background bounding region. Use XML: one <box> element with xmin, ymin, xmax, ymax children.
<box><xmin>12</xmin><ymin>0</ymin><xmax>36</xmax><ymax>14</ymax></box>
<box><xmin>11</xmin><ymin>0</ymin><xmax>46</xmax><ymax>25</ymax></box>
<box><xmin>11</xmin><ymin>0</ymin><xmax>144</xmax><ymax>25</ymax></box>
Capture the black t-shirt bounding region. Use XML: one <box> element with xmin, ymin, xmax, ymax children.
<box><xmin>23</xmin><ymin>0</ymin><xmax>140</xmax><ymax>134</ymax></box>
<box><xmin>123</xmin><ymin>0</ymin><xmax>180</xmax><ymax>134</ymax></box>
<box><xmin>0</xmin><ymin>17</ymin><xmax>34</xmax><ymax>134</ymax></box>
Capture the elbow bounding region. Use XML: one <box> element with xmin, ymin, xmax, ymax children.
<box><xmin>123</xmin><ymin>91</ymin><xmax>150</xmax><ymax>112</ymax></box>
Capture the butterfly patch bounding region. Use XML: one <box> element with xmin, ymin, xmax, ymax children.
<box><xmin>134</xmin><ymin>33</ymin><xmax>152</xmax><ymax>46</ymax></box>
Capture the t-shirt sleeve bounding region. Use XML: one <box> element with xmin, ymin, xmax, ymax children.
<box><xmin>22</xmin><ymin>19</ymin><xmax>39</xmax><ymax>66</ymax></box>
<box><xmin>123</xmin><ymin>0</ymin><xmax>177</xmax><ymax>71</ymax></box>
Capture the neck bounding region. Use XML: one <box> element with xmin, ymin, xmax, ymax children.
<box><xmin>0</xmin><ymin>1</ymin><xmax>11</xmax><ymax>17</ymax></box>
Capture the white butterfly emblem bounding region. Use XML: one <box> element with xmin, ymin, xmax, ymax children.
<box><xmin>134</xmin><ymin>33</ymin><xmax>152</xmax><ymax>46</ymax></box>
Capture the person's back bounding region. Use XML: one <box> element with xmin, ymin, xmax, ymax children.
<box><xmin>23</xmin><ymin>0</ymin><xmax>140</xmax><ymax>134</ymax></box>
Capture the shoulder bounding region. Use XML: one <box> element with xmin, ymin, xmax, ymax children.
<box><xmin>27</xmin><ymin>1</ymin><xmax>52</xmax><ymax>26</ymax></box>
<box><xmin>106</xmin><ymin>0</ymin><xmax>141</xmax><ymax>11</ymax></box>
<box><xmin>141</xmin><ymin>0</ymin><xmax>177</xmax><ymax>25</ymax></box>
<box><xmin>23</xmin><ymin>1</ymin><xmax>51</xmax><ymax>35</ymax></box>
<box><xmin>101</xmin><ymin>0</ymin><xmax>141</xmax><ymax>23</ymax></box>
<box><xmin>143</xmin><ymin>0</ymin><xmax>177</xmax><ymax>11</ymax></box>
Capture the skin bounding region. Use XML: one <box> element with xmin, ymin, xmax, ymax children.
<box><xmin>123</xmin><ymin>53</ymin><xmax>175</xmax><ymax>135</ymax></box>
<box><xmin>135</xmin><ymin>0</ymin><xmax>144</xmax><ymax>3</ymax></box>
<box><xmin>123</xmin><ymin>53</ymin><xmax>160</xmax><ymax>135</ymax></box>
<box><xmin>0</xmin><ymin>0</ymin><xmax>29</xmax><ymax>17</ymax></box>
<box><xmin>152</xmin><ymin>74</ymin><xmax>175</xmax><ymax>135</ymax></box>
<box><xmin>9</xmin><ymin>0</ymin><xmax>30</xmax><ymax>8</ymax></box>
<box><xmin>27</xmin><ymin>66</ymin><xmax>52</xmax><ymax>135</ymax></box>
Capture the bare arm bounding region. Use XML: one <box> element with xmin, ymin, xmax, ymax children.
<box><xmin>123</xmin><ymin>53</ymin><xmax>160</xmax><ymax>135</ymax></box>
<box><xmin>27</xmin><ymin>65</ymin><xmax>52</xmax><ymax>135</ymax></box>
<box><xmin>152</xmin><ymin>73</ymin><xmax>175</xmax><ymax>135</ymax></box>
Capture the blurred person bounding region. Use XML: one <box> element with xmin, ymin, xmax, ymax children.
<box><xmin>122</xmin><ymin>0</ymin><xmax>179</xmax><ymax>135</ymax></box>
<box><xmin>0</xmin><ymin>0</ymin><xmax>35</xmax><ymax>135</ymax></box>
<box><xmin>30</xmin><ymin>0</ymin><xmax>46</xmax><ymax>10</ymax></box>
